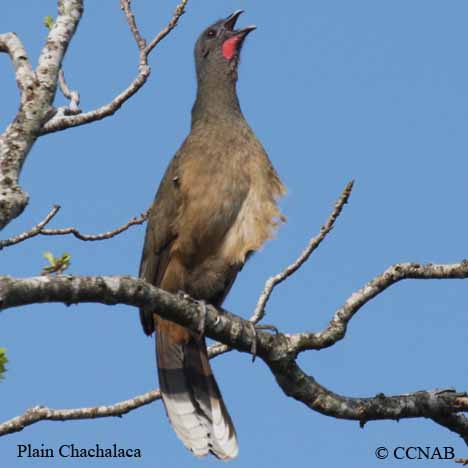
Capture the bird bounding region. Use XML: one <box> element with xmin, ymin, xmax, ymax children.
<box><xmin>139</xmin><ymin>10</ymin><xmax>285</xmax><ymax>459</ymax></box>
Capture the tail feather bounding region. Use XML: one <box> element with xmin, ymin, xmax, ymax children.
<box><xmin>156</xmin><ymin>327</ymin><xmax>238</xmax><ymax>459</ymax></box>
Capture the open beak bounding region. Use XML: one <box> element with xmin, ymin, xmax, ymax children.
<box><xmin>223</xmin><ymin>10</ymin><xmax>256</xmax><ymax>37</ymax></box>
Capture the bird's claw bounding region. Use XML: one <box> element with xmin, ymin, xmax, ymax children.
<box><xmin>176</xmin><ymin>291</ymin><xmax>207</xmax><ymax>340</ymax></box>
<box><xmin>177</xmin><ymin>290</ymin><xmax>191</xmax><ymax>301</ymax></box>
<box><xmin>254</xmin><ymin>324</ymin><xmax>279</xmax><ymax>334</ymax></box>
<box><xmin>249</xmin><ymin>323</ymin><xmax>279</xmax><ymax>362</ymax></box>
<box><xmin>197</xmin><ymin>300</ymin><xmax>207</xmax><ymax>339</ymax></box>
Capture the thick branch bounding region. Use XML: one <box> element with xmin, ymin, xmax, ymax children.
<box><xmin>120</xmin><ymin>0</ymin><xmax>146</xmax><ymax>50</ymax></box>
<box><xmin>41</xmin><ymin>0</ymin><xmax>189</xmax><ymax>134</ymax></box>
<box><xmin>0</xmin><ymin>33</ymin><xmax>35</xmax><ymax>97</ymax></box>
<box><xmin>0</xmin><ymin>275</ymin><xmax>265</xmax><ymax>356</ymax></box>
<box><xmin>1</xmin><ymin>270</ymin><xmax>467</xmax><ymax>375</ymax></box>
<box><xmin>432</xmin><ymin>413</ymin><xmax>468</xmax><ymax>446</ymax></box>
<box><xmin>268</xmin><ymin>359</ymin><xmax>468</xmax><ymax>436</ymax></box>
<box><xmin>0</xmin><ymin>273</ymin><xmax>467</xmax><ymax>443</ymax></box>
<box><xmin>291</xmin><ymin>260</ymin><xmax>468</xmax><ymax>353</ymax></box>
<box><xmin>0</xmin><ymin>0</ymin><xmax>83</xmax><ymax>230</ymax></box>
<box><xmin>0</xmin><ymin>33</ymin><xmax>36</xmax><ymax>229</ymax></box>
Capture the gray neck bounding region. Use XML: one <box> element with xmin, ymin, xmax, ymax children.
<box><xmin>191</xmin><ymin>74</ymin><xmax>243</xmax><ymax>126</ymax></box>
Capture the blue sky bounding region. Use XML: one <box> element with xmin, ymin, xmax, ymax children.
<box><xmin>1</xmin><ymin>1</ymin><xmax>468</xmax><ymax>466</ymax></box>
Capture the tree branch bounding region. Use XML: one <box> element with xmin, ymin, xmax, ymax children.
<box><xmin>0</xmin><ymin>33</ymin><xmax>35</xmax><ymax>97</ymax></box>
<box><xmin>0</xmin><ymin>207</ymin><xmax>148</xmax><ymax>249</ymax></box>
<box><xmin>0</xmin><ymin>337</ymin><xmax>231</xmax><ymax>436</ymax></box>
<box><xmin>120</xmin><ymin>0</ymin><xmax>146</xmax><ymax>50</ymax></box>
<box><xmin>40</xmin><ymin>209</ymin><xmax>148</xmax><ymax>241</ymax></box>
<box><xmin>1</xmin><ymin>181</ymin><xmax>466</xmax><ymax>442</ymax></box>
<box><xmin>268</xmin><ymin>359</ymin><xmax>468</xmax><ymax>437</ymax></box>
<box><xmin>0</xmin><ymin>275</ymin><xmax>262</xmax><ymax>354</ymax></box>
<box><xmin>0</xmin><ymin>205</ymin><xmax>60</xmax><ymax>250</ymax></box>
<box><xmin>252</xmin><ymin>180</ymin><xmax>353</xmax><ymax>324</ymax></box>
<box><xmin>0</xmin><ymin>1</ymin><xmax>188</xmax><ymax>232</ymax></box>
<box><xmin>0</xmin><ymin>32</ymin><xmax>36</xmax><ymax>229</ymax></box>
<box><xmin>0</xmin><ymin>390</ymin><xmax>160</xmax><ymax>436</ymax></box>
<box><xmin>144</xmin><ymin>0</ymin><xmax>189</xmax><ymax>57</ymax></box>
<box><xmin>41</xmin><ymin>0</ymin><xmax>189</xmax><ymax>135</ymax></box>
<box><xmin>0</xmin><ymin>0</ymin><xmax>84</xmax><ymax>230</ymax></box>
<box><xmin>0</xmin><ymin>272</ymin><xmax>467</xmax><ymax>442</ymax></box>
<box><xmin>57</xmin><ymin>69</ymin><xmax>81</xmax><ymax>115</ymax></box>
<box><xmin>432</xmin><ymin>413</ymin><xmax>468</xmax><ymax>445</ymax></box>
<box><xmin>210</xmin><ymin>181</ymin><xmax>354</xmax><ymax>357</ymax></box>
<box><xmin>291</xmin><ymin>260</ymin><xmax>468</xmax><ymax>353</ymax></box>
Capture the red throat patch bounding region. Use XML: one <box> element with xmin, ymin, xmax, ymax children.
<box><xmin>222</xmin><ymin>35</ymin><xmax>241</xmax><ymax>60</ymax></box>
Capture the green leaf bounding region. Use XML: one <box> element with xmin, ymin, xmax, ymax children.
<box><xmin>43</xmin><ymin>251</ymin><xmax>55</xmax><ymax>265</ymax></box>
<box><xmin>0</xmin><ymin>348</ymin><xmax>8</xmax><ymax>382</ymax></box>
<box><xmin>43</xmin><ymin>15</ymin><xmax>54</xmax><ymax>30</ymax></box>
<box><xmin>41</xmin><ymin>251</ymin><xmax>72</xmax><ymax>275</ymax></box>
<box><xmin>56</xmin><ymin>253</ymin><xmax>71</xmax><ymax>273</ymax></box>
<box><xmin>61</xmin><ymin>253</ymin><xmax>71</xmax><ymax>264</ymax></box>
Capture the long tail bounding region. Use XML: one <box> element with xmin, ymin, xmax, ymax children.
<box><xmin>156</xmin><ymin>326</ymin><xmax>238</xmax><ymax>459</ymax></box>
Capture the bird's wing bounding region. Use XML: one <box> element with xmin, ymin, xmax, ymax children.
<box><xmin>138</xmin><ymin>128</ymin><xmax>252</xmax><ymax>331</ymax></box>
<box><xmin>138</xmin><ymin>154</ymin><xmax>181</xmax><ymax>335</ymax></box>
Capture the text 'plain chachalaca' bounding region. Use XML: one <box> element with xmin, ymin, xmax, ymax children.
<box><xmin>139</xmin><ymin>11</ymin><xmax>285</xmax><ymax>459</ymax></box>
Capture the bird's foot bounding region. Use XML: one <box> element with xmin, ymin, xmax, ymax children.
<box><xmin>197</xmin><ymin>300</ymin><xmax>207</xmax><ymax>339</ymax></box>
<box><xmin>254</xmin><ymin>324</ymin><xmax>279</xmax><ymax>334</ymax></box>
<box><xmin>176</xmin><ymin>290</ymin><xmax>191</xmax><ymax>301</ymax></box>
<box><xmin>176</xmin><ymin>291</ymin><xmax>207</xmax><ymax>340</ymax></box>
<box><xmin>248</xmin><ymin>323</ymin><xmax>279</xmax><ymax>363</ymax></box>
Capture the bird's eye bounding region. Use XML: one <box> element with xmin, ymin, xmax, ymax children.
<box><xmin>206</xmin><ymin>29</ymin><xmax>216</xmax><ymax>38</ymax></box>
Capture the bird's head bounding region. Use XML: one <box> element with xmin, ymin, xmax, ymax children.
<box><xmin>194</xmin><ymin>10</ymin><xmax>256</xmax><ymax>83</ymax></box>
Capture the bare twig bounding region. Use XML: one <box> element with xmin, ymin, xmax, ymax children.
<box><xmin>455</xmin><ymin>458</ymin><xmax>468</xmax><ymax>465</ymax></box>
<box><xmin>0</xmin><ymin>208</ymin><xmax>147</xmax><ymax>249</ymax></box>
<box><xmin>145</xmin><ymin>0</ymin><xmax>189</xmax><ymax>56</ymax></box>
<box><xmin>210</xmin><ymin>182</ymin><xmax>354</xmax><ymax>357</ymax></box>
<box><xmin>41</xmin><ymin>0</ymin><xmax>189</xmax><ymax>135</ymax></box>
<box><xmin>120</xmin><ymin>0</ymin><xmax>146</xmax><ymax>50</ymax></box>
<box><xmin>0</xmin><ymin>205</ymin><xmax>60</xmax><ymax>250</ymax></box>
<box><xmin>0</xmin><ymin>328</ymin><xmax>232</xmax><ymax>435</ymax></box>
<box><xmin>291</xmin><ymin>260</ymin><xmax>468</xmax><ymax>353</ymax></box>
<box><xmin>40</xmin><ymin>210</ymin><xmax>149</xmax><ymax>241</ymax></box>
<box><xmin>0</xmin><ymin>312</ymin><xmax>231</xmax><ymax>436</ymax></box>
<box><xmin>252</xmin><ymin>180</ymin><xmax>354</xmax><ymax>324</ymax></box>
<box><xmin>0</xmin><ymin>342</ymin><xmax>229</xmax><ymax>436</ymax></box>
<box><xmin>57</xmin><ymin>69</ymin><xmax>81</xmax><ymax>115</ymax></box>
<box><xmin>0</xmin><ymin>390</ymin><xmax>160</xmax><ymax>436</ymax></box>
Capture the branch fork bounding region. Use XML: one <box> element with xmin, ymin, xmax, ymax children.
<box><xmin>0</xmin><ymin>182</ymin><xmax>467</xmax><ymax>449</ymax></box>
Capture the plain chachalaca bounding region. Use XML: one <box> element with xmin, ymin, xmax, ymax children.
<box><xmin>139</xmin><ymin>11</ymin><xmax>285</xmax><ymax>459</ymax></box>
